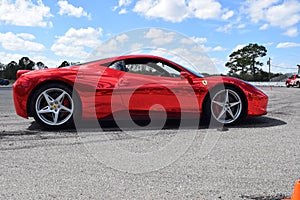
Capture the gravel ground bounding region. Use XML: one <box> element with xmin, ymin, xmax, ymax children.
<box><xmin>0</xmin><ymin>86</ymin><xmax>299</xmax><ymax>200</ymax></box>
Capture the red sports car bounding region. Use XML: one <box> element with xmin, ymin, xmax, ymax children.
<box><xmin>13</xmin><ymin>55</ymin><xmax>268</xmax><ymax>129</ymax></box>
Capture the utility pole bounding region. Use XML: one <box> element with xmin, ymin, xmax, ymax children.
<box><xmin>267</xmin><ymin>57</ymin><xmax>271</xmax><ymax>82</ymax></box>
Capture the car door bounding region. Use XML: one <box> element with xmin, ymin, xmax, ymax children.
<box><xmin>72</xmin><ymin>62</ymin><xmax>125</xmax><ymax>119</ymax></box>
<box><xmin>117</xmin><ymin>59</ymin><xmax>201</xmax><ymax>118</ymax></box>
<box><xmin>94</xmin><ymin>67</ymin><xmax>125</xmax><ymax>119</ymax></box>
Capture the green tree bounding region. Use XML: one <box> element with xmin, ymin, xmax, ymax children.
<box><xmin>4</xmin><ymin>61</ymin><xmax>19</xmax><ymax>80</ymax></box>
<box><xmin>226</xmin><ymin>43</ymin><xmax>267</xmax><ymax>80</ymax></box>
<box><xmin>36</xmin><ymin>61</ymin><xmax>45</xmax><ymax>69</ymax></box>
<box><xmin>0</xmin><ymin>62</ymin><xmax>6</xmax><ymax>78</ymax></box>
<box><xmin>19</xmin><ymin>57</ymin><xmax>35</xmax><ymax>70</ymax></box>
<box><xmin>58</xmin><ymin>61</ymin><xmax>70</xmax><ymax>68</ymax></box>
<box><xmin>0</xmin><ymin>62</ymin><xmax>5</xmax><ymax>71</ymax></box>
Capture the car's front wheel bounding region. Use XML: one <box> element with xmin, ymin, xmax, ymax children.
<box><xmin>204</xmin><ymin>86</ymin><xmax>247</xmax><ymax>126</ymax></box>
<box><xmin>30</xmin><ymin>83</ymin><xmax>80</xmax><ymax>129</ymax></box>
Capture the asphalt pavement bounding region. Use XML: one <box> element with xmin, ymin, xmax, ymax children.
<box><xmin>0</xmin><ymin>86</ymin><xmax>299</xmax><ymax>200</ymax></box>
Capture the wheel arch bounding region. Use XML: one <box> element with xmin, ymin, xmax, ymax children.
<box><xmin>202</xmin><ymin>83</ymin><xmax>248</xmax><ymax>116</ymax></box>
<box><xmin>27</xmin><ymin>80</ymin><xmax>82</xmax><ymax>117</ymax></box>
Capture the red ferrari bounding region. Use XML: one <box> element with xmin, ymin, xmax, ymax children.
<box><xmin>13</xmin><ymin>55</ymin><xmax>268</xmax><ymax>129</ymax></box>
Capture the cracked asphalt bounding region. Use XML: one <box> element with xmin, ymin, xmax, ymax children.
<box><xmin>0</xmin><ymin>86</ymin><xmax>299</xmax><ymax>200</ymax></box>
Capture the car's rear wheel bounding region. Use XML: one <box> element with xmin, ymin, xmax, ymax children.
<box><xmin>204</xmin><ymin>86</ymin><xmax>247</xmax><ymax>126</ymax></box>
<box><xmin>30</xmin><ymin>83</ymin><xmax>80</xmax><ymax>129</ymax></box>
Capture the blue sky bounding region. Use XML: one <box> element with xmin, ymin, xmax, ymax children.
<box><xmin>0</xmin><ymin>0</ymin><xmax>299</xmax><ymax>74</ymax></box>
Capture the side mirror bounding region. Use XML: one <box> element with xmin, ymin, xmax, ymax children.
<box><xmin>180</xmin><ymin>71</ymin><xmax>193</xmax><ymax>84</ymax></box>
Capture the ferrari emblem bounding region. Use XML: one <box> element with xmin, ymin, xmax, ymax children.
<box><xmin>202</xmin><ymin>80</ymin><xmax>208</xmax><ymax>86</ymax></box>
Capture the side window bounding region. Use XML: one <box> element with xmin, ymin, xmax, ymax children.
<box><xmin>125</xmin><ymin>61</ymin><xmax>181</xmax><ymax>78</ymax></box>
<box><xmin>109</xmin><ymin>60</ymin><xmax>128</xmax><ymax>72</ymax></box>
<box><xmin>126</xmin><ymin>63</ymin><xmax>161</xmax><ymax>76</ymax></box>
<box><xmin>156</xmin><ymin>62</ymin><xmax>181</xmax><ymax>78</ymax></box>
<box><xmin>108</xmin><ymin>58</ymin><xmax>182</xmax><ymax>78</ymax></box>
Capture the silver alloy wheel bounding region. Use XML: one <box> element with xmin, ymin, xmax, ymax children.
<box><xmin>210</xmin><ymin>89</ymin><xmax>242</xmax><ymax>124</ymax></box>
<box><xmin>35</xmin><ymin>88</ymin><xmax>74</xmax><ymax>126</ymax></box>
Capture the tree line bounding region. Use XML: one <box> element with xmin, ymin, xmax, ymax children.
<box><xmin>0</xmin><ymin>57</ymin><xmax>71</xmax><ymax>80</ymax></box>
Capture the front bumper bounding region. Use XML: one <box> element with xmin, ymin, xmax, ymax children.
<box><xmin>246</xmin><ymin>90</ymin><xmax>268</xmax><ymax>117</ymax></box>
<box><xmin>13</xmin><ymin>81</ymin><xmax>30</xmax><ymax>119</ymax></box>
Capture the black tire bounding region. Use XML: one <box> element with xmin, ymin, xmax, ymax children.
<box><xmin>297</xmin><ymin>82</ymin><xmax>300</xmax><ymax>88</ymax></box>
<box><xmin>203</xmin><ymin>85</ymin><xmax>247</xmax><ymax>126</ymax></box>
<box><xmin>29</xmin><ymin>83</ymin><xmax>81</xmax><ymax>129</ymax></box>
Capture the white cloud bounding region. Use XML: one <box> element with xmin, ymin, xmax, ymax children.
<box><xmin>191</xmin><ymin>37</ymin><xmax>208</xmax><ymax>43</ymax></box>
<box><xmin>283</xmin><ymin>27</ymin><xmax>298</xmax><ymax>37</ymax></box>
<box><xmin>133</xmin><ymin>0</ymin><xmax>233</xmax><ymax>22</ymax></box>
<box><xmin>88</xmin><ymin>37</ymin><xmax>128</xmax><ymax>59</ymax></box>
<box><xmin>190</xmin><ymin>45</ymin><xmax>207</xmax><ymax>53</ymax></box>
<box><xmin>212</xmin><ymin>46</ymin><xmax>226</xmax><ymax>51</ymax></box>
<box><xmin>57</xmin><ymin>0</ymin><xmax>91</xmax><ymax>19</ymax></box>
<box><xmin>265</xmin><ymin>1</ymin><xmax>300</xmax><ymax>28</ymax></box>
<box><xmin>56</xmin><ymin>27</ymin><xmax>102</xmax><ymax>48</ymax></box>
<box><xmin>0</xmin><ymin>52</ymin><xmax>24</xmax><ymax>64</ymax></box>
<box><xmin>180</xmin><ymin>37</ymin><xmax>207</xmax><ymax>44</ymax></box>
<box><xmin>51</xmin><ymin>27</ymin><xmax>103</xmax><ymax>58</ymax></box>
<box><xmin>232</xmin><ymin>44</ymin><xmax>246</xmax><ymax>53</ymax></box>
<box><xmin>144</xmin><ymin>29</ymin><xmax>223</xmax><ymax>54</ymax></box>
<box><xmin>17</xmin><ymin>33</ymin><xmax>36</xmax><ymax>40</ymax></box>
<box><xmin>145</xmin><ymin>28</ymin><xmax>176</xmax><ymax>45</ymax></box>
<box><xmin>28</xmin><ymin>55</ymin><xmax>61</xmax><ymax>68</ymax></box>
<box><xmin>0</xmin><ymin>32</ymin><xmax>45</xmax><ymax>52</ymax></box>
<box><xmin>130</xmin><ymin>43</ymin><xmax>144</xmax><ymax>51</ymax></box>
<box><xmin>259</xmin><ymin>24</ymin><xmax>269</xmax><ymax>30</ymax></box>
<box><xmin>188</xmin><ymin>0</ymin><xmax>223</xmax><ymax>20</ymax></box>
<box><xmin>113</xmin><ymin>0</ymin><xmax>132</xmax><ymax>12</ymax></box>
<box><xmin>237</xmin><ymin>24</ymin><xmax>246</xmax><ymax>29</ymax></box>
<box><xmin>244</xmin><ymin>0</ymin><xmax>300</xmax><ymax>30</ymax></box>
<box><xmin>0</xmin><ymin>0</ymin><xmax>53</xmax><ymax>27</ymax></box>
<box><xmin>134</xmin><ymin>0</ymin><xmax>189</xmax><ymax>22</ymax></box>
<box><xmin>243</xmin><ymin>0</ymin><xmax>279</xmax><ymax>23</ymax></box>
<box><xmin>222</xmin><ymin>10</ymin><xmax>234</xmax><ymax>20</ymax></box>
<box><xmin>276</xmin><ymin>42</ymin><xmax>300</xmax><ymax>48</ymax></box>
<box><xmin>51</xmin><ymin>44</ymin><xmax>88</xmax><ymax>58</ymax></box>
<box><xmin>119</xmin><ymin>8</ymin><xmax>127</xmax><ymax>14</ymax></box>
<box><xmin>118</xmin><ymin>0</ymin><xmax>132</xmax><ymax>7</ymax></box>
<box><xmin>216</xmin><ymin>24</ymin><xmax>233</xmax><ymax>33</ymax></box>
<box><xmin>103</xmin><ymin>39</ymin><xmax>119</xmax><ymax>52</ymax></box>
<box><xmin>115</xmin><ymin>34</ymin><xmax>129</xmax><ymax>43</ymax></box>
<box><xmin>191</xmin><ymin>44</ymin><xmax>225</xmax><ymax>53</ymax></box>
<box><xmin>264</xmin><ymin>42</ymin><xmax>274</xmax><ymax>47</ymax></box>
